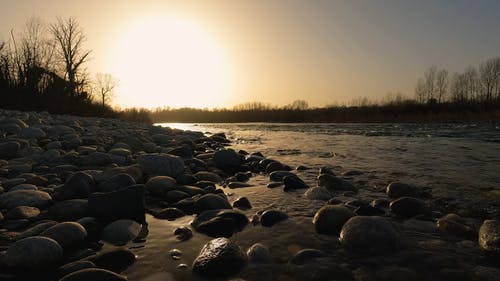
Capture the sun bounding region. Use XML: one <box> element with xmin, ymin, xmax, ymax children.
<box><xmin>110</xmin><ymin>16</ymin><xmax>233</xmax><ymax>109</ymax></box>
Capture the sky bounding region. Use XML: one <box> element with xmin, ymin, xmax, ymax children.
<box><xmin>1</xmin><ymin>0</ymin><xmax>499</xmax><ymax>109</ymax></box>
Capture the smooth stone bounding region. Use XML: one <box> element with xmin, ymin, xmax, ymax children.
<box><xmin>474</xmin><ymin>266</ymin><xmax>500</xmax><ymax>281</ymax></box>
<box><xmin>0</xmin><ymin>190</ymin><xmax>52</xmax><ymax>209</ymax></box>
<box><xmin>56</xmin><ymin>171</ymin><xmax>95</xmax><ymax>200</ymax></box>
<box><xmin>233</xmin><ymin>197</ymin><xmax>252</xmax><ymax>210</ymax></box>
<box><xmin>228</xmin><ymin>181</ymin><xmax>252</xmax><ymax>188</ymax></box>
<box><xmin>318</xmin><ymin>174</ymin><xmax>356</xmax><ymax>192</ymax></box>
<box><xmin>319</xmin><ymin>167</ymin><xmax>335</xmax><ymax>175</ymax></box>
<box><xmin>0</xmin><ymin>219</ymin><xmax>30</xmax><ymax>230</ymax></box>
<box><xmin>265</xmin><ymin>161</ymin><xmax>285</xmax><ymax>173</ymax></box>
<box><xmin>287</xmin><ymin>249</ymin><xmax>352</xmax><ymax>281</ymax></box>
<box><xmin>260</xmin><ymin>210</ymin><xmax>288</xmax><ymax>227</ymax></box>
<box><xmin>0</xmin><ymin>141</ymin><xmax>20</xmax><ymax>160</ymax></box>
<box><xmin>193</xmin><ymin>194</ymin><xmax>232</xmax><ymax>214</ymax></box>
<box><xmin>16</xmin><ymin>221</ymin><xmax>58</xmax><ymax>240</ymax></box>
<box><xmin>304</xmin><ymin>186</ymin><xmax>332</xmax><ymax>201</ymax></box>
<box><xmin>101</xmin><ymin>219</ymin><xmax>142</xmax><ymax>245</ymax></box>
<box><xmin>49</xmin><ymin>199</ymin><xmax>89</xmax><ymax>221</ymax></box>
<box><xmin>192</xmin><ymin>238</ymin><xmax>247</xmax><ymax>278</ymax></box>
<box><xmin>137</xmin><ymin>153</ymin><xmax>185</xmax><ymax>177</ymax></box>
<box><xmin>340</xmin><ymin>216</ymin><xmax>400</xmax><ymax>254</ymax></box>
<box><xmin>145</xmin><ymin>176</ymin><xmax>176</xmax><ymax>197</ymax></box>
<box><xmin>89</xmin><ymin>248</ymin><xmax>136</xmax><ymax>272</ymax></box>
<box><xmin>267</xmin><ymin>182</ymin><xmax>283</xmax><ymax>189</ymax></box>
<box><xmin>354</xmin><ymin>205</ymin><xmax>385</xmax><ymax>216</ymax></box>
<box><xmin>153</xmin><ymin>208</ymin><xmax>186</xmax><ymax>220</ymax></box>
<box><xmin>288</xmin><ymin>249</ymin><xmax>326</xmax><ymax>265</ymax></box>
<box><xmin>437</xmin><ymin>218</ymin><xmax>476</xmax><ymax>240</ymax></box>
<box><xmin>283</xmin><ymin>175</ymin><xmax>308</xmax><ymax>191</ymax></box>
<box><xmin>313</xmin><ymin>205</ymin><xmax>354</xmax><ymax>236</ymax></box>
<box><xmin>213</xmin><ymin>149</ymin><xmax>244</xmax><ymax>168</ymax></box>
<box><xmin>6</xmin><ymin>236</ymin><xmax>63</xmax><ymax>270</ymax></box>
<box><xmin>18</xmin><ymin>127</ymin><xmax>46</xmax><ymax>139</ymax></box>
<box><xmin>40</xmin><ymin>222</ymin><xmax>87</xmax><ymax>248</ymax></box>
<box><xmin>197</xmin><ymin>216</ymin><xmax>237</xmax><ymax>238</ymax></box>
<box><xmin>269</xmin><ymin>171</ymin><xmax>295</xmax><ymax>182</ymax></box>
<box><xmin>58</xmin><ymin>261</ymin><xmax>96</xmax><ymax>277</ymax></box>
<box><xmin>165</xmin><ymin>190</ymin><xmax>191</xmax><ymax>203</ymax></box>
<box><xmin>176</xmin><ymin>173</ymin><xmax>198</xmax><ymax>185</ymax></box>
<box><xmin>247</xmin><ymin>243</ymin><xmax>273</xmax><ymax>264</ymax></box>
<box><xmin>342</xmin><ymin>170</ymin><xmax>364</xmax><ymax>176</ymax></box>
<box><xmin>390</xmin><ymin>197</ymin><xmax>430</xmax><ymax>218</ymax></box>
<box><xmin>376</xmin><ymin>267</ymin><xmax>419</xmax><ymax>281</ymax></box>
<box><xmin>59</xmin><ymin>268</ymin><xmax>127</xmax><ymax>281</ymax></box>
<box><xmin>9</xmin><ymin>183</ymin><xmax>38</xmax><ymax>192</ymax></box>
<box><xmin>82</xmin><ymin>152</ymin><xmax>113</xmax><ymax>167</ymax></box>
<box><xmin>192</xmin><ymin>209</ymin><xmax>249</xmax><ymax>237</ymax></box>
<box><xmin>99</xmin><ymin>173</ymin><xmax>136</xmax><ymax>193</ymax></box>
<box><xmin>175</xmin><ymin>185</ymin><xmax>205</xmax><ymax>196</ymax></box>
<box><xmin>174</xmin><ymin>226</ymin><xmax>193</xmax><ymax>241</ymax></box>
<box><xmin>371</xmin><ymin>198</ymin><xmax>390</xmax><ymax>208</ymax></box>
<box><xmin>386</xmin><ymin>182</ymin><xmax>420</xmax><ymax>198</ymax></box>
<box><xmin>4</xmin><ymin>206</ymin><xmax>40</xmax><ymax>220</ymax></box>
<box><xmin>88</xmin><ymin>184</ymin><xmax>146</xmax><ymax>223</ymax></box>
<box><xmin>478</xmin><ymin>220</ymin><xmax>500</xmax><ymax>253</ymax></box>
<box><xmin>194</xmin><ymin>171</ymin><xmax>222</xmax><ymax>183</ymax></box>
<box><xmin>1</xmin><ymin>178</ymin><xmax>26</xmax><ymax>189</ymax></box>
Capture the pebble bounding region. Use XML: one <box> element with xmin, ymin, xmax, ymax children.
<box><xmin>313</xmin><ymin>204</ymin><xmax>354</xmax><ymax>235</ymax></box>
<box><xmin>6</xmin><ymin>236</ymin><xmax>63</xmax><ymax>270</ymax></box>
<box><xmin>192</xmin><ymin>238</ymin><xmax>247</xmax><ymax>278</ymax></box>
<box><xmin>340</xmin><ymin>216</ymin><xmax>400</xmax><ymax>254</ymax></box>
<box><xmin>260</xmin><ymin>209</ymin><xmax>288</xmax><ymax>227</ymax></box>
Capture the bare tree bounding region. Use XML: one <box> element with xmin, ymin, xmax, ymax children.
<box><xmin>463</xmin><ymin>66</ymin><xmax>479</xmax><ymax>101</ymax></box>
<box><xmin>414</xmin><ymin>78</ymin><xmax>426</xmax><ymax>104</ymax></box>
<box><xmin>479</xmin><ymin>57</ymin><xmax>500</xmax><ymax>102</ymax></box>
<box><xmin>50</xmin><ymin>17</ymin><xmax>90</xmax><ymax>96</ymax></box>
<box><xmin>424</xmin><ymin>66</ymin><xmax>437</xmax><ymax>102</ymax></box>
<box><xmin>94</xmin><ymin>73</ymin><xmax>117</xmax><ymax>108</ymax></box>
<box><xmin>435</xmin><ymin>69</ymin><xmax>449</xmax><ymax>103</ymax></box>
<box><xmin>285</xmin><ymin>100</ymin><xmax>309</xmax><ymax>110</ymax></box>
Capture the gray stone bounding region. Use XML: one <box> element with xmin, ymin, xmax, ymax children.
<box><xmin>6</xmin><ymin>236</ymin><xmax>63</xmax><ymax>270</ymax></box>
<box><xmin>193</xmin><ymin>238</ymin><xmax>247</xmax><ymax>278</ymax></box>
<box><xmin>18</xmin><ymin>127</ymin><xmax>46</xmax><ymax>139</ymax></box>
<box><xmin>145</xmin><ymin>176</ymin><xmax>177</xmax><ymax>197</ymax></box>
<box><xmin>304</xmin><ymin>186</ymin><xmax>332</xmax><ymax>201</ymax></box>
<box><xmin>40</xmin><ymin>222</ymin><xmax>87</xmax><ymax>248</ymax></box>
<box><xmin>260</xmin><ymin>209</ymin><xmax>288</xmax><ymax>227</ymax></box>
<box><xmin>9</xmin><ymin>183</ymin><xmax>38</xmax><ymax>192</ymax></box>
<box><xmin>82</xmin><ymin>152</ymin><xmax>113</xmax><ymax>167</ymax></box>
<box><xmin>101</xmin><ymin>219</ymin><xmax>142</xmax><ymax>245</ymax></box>
<box><xmin>99</xmin><ymin>173</ymin><xmax>135</xmax><ymax>192</ymax></box>
<box><xmin>194</xmin><ymin>171</ymin><xmax>222</xmax><ymax>183</ymax></box>
<box><xmin>247</xmin><ymin>243</ymin><xmax>273</xmax><ymax>264</ymax></box>
<box><xmin>340</xmin><ymin>216</ymin><xmax>400</xmax><ymax>254</ymax></box>
<box><xmin>390</xmin><ymin>197</ymin><xmax>430</xmax><ymax>218</ymax></box>
<box><xmin>49</xmin><ymin>199</ymin><xmax>88</xmax><ymax>221</ymax></box>
<box><xmin>0</xmin><ymin>190</ymin><xmax>51</xmax><ymax>209</ymax></box>
<box><xmin>59</xmin><ymin>268</ymin><xmax>127</xmax><ymax>281</ymax></box>
<box><xmin>213</xmin><ymin>149</ymin><xmax>244</xmax><ymax>168</ymax></box>
<box><xmin>0</xmin><ymin>141</ymin><xmax>20</xmax><ymax>160</ymax></box>
<box><xmin>88</xmin><ymin>184</ymin><xmax>146</xmax><ymax>223</ymax></box>
<box><xmin>56</xmin><ymin>171</ymin><xmax>95</xmax><ymax>200</ymax></box>
<box><xmin>194</xmin><ymin>194</ymin><xmax>232</xmax><ymax>214</ymax></box>
<box><xmin>138</xmin><ymin>153</ymin><xmax>185</xmax><ymax>177</ymax></box>
<box><xmin>4</xmin><ymin>206</ymin><xmax>40</xmax><ymax>220</ymax></box>
<box><xmin>318</xmin><ymin>173</ymin><xmax>356</xmax><ymax>192</ymax></box>
<box><xmin>313</xmin><ymin>204</ymin><xmax>354</xmax><ymax>235</ymax></box>
<box><xmin>386</xmin><ymin>182</ymin><xmax>420</xmax><ymax>198</ymax></box>
<box><xmin>16</xmin><ymin>221</ymin><xmax>58</xmax><ymax>240</ymax></box>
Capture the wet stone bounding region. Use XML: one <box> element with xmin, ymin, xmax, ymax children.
<box><xmin>386</xmin><ymin>182</ymin><xmax>421</xmax><ymax>198</ymax></box>
<box><xmin>192</xmin><ymin>238</ymin><xmax>247</xmax><ymax>278</ymax></box>
<box><xmin>174</xmin><ymin>226</ymin><xmax>193</xmax><ymax>241</ymax></box>
<box><xmin>260</xmin><ymin>209</ymin><xmax>288</xmax><ymax>227</ymax></box>
<box><xmin>247</xmin><ymin>243</ymin><xmax>273</xmax><ymax>264</ymax></box>
<box><xmin>233</xmin><ymin>196</ymin><xmax>252</xmax><ymax>210</ymax></box>
<box><xmin>478</xmin><ymin>220</ymin><xmax>500</xmax><ymax>254</ymax></box>
<box><xmin>313</xmin><ymin>204</ymin><xmax>354</xmax><ymax>236</ymax></box>
<box><xmin>390</xmin><ymin>196</ymin><xmax>430</xmax><ymax>219</ymax></box>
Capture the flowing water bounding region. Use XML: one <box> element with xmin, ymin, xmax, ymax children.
<box><xmin>124</xmin><ymin>123</ymin><xmax>500</xmax><ymax>281</ymax></box>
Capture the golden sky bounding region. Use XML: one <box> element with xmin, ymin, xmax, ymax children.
<box><xmin>1</xmin><ymin>0</ymin><xmax>499</xmax><ymax>108</ymax></box>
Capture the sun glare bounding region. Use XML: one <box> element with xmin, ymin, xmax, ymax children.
<box><xmin>111</xmin><ymin>16</ymin><xmax>232</xmax><ymax>109</ymax></box>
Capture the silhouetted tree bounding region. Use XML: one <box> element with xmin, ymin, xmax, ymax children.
<box><xmin>415</xmin><ymin>78</ymin><xmax>426</xmax><ymax>104</ymax></box>
<box><xmin>94</xmin><ymin>73</ymin><xmax>117</xmax><ymax>109</ymax></box>
<box><xmin>424</xmin><ymin>66</ymin><xmax>437</xmax><ymax>101</ymax></box>
<box><xmin>435</xmin><ymin>69</ymin><xmax>449</xmax><ymax>103</ymax></box>
<box><xmin>479</xmin><ymin>57</ymin><xmax>500</xmax><ymax>102</ymax></box>
<box><xmin>285</xmin><ymin>100</ymin><xmax>309</xmax><ymax>110</ymax></box>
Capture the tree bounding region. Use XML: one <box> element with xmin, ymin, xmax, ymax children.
<box><xmin>435</xmin><ymin>69</ymin><xmax>449</xmax><ymax>103</ymax></box>
<box><xmin>479</xmin><ymin>57</ymin><xmax>500</xmax><ymax>102</ymax></box>
<box><xmin>285</xmin><ymin>100</ymin><xmax>309</xmax><ymax>110</ymax></box>
<box><xmin>94</xmin><ymin>73</ymin><xmax>117</xmax><ymax>109</ymax></box>
<box><xmin>415</xmin><ymin>78</ymin><xmax>426</xmax><ymax>104</ymax></box>
<box><xmin>424</xmin><ymin>66</ymin><xmax>437</xmax><ymax>102</ymax></box>
<box><xmin>50</xmin><ymin>17</ymin><xmax>90</xmax><ymax>96</ymax></box>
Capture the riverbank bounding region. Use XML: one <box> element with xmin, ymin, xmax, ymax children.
<box><xmin>1</xmin><ymin>109</ymin><xmax>500</xmax><ymax>281</ymax></box>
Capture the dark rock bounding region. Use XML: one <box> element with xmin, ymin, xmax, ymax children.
<box><xmin>49</xmin><ymin>199</ymin><xmax>88</xmax><ymax>221</ymax></box>
<box><xmin>193</xmin><ymin>180</ymin><xmax>216</xmax><ymax>189</ymax></box>
<box><xmin>319</xmin><ymin>167</ymin><xmax>335</xmax><ymax>175</ymax></box>
<box><xmin>340</xmin><ymin>216</ymin><xmax>400</xmax><ymax>254</ymax></box>
<box><xmin>171</xmin><ymin>197</ymin><xmax>196</xmax><ymax>215</ymax></box>
<box><xmin>165</xmin><ymin>190</ymin><xmax>190</xmax><ymax>203</ymax></box>
<box><xmin>145</xmin><ymin>176</ymin><xmax>176</xmax><ymax>197</ymax></box>
<box><xmin>88</xmin><ymin>184</ymin><xmax>146</xmax><ymax>223</ymax></box>
<box><xmin>227</xmin><ymin>181</ymin><xmax>252</xmax><ymax>188</ymax></box>
<box><xmin>287</xmin><ymin>248</ymin><xmax>352</xmax><ymax>281</ymax></box>
<box><xmin>342</xmin><ymin>170</ymin><xmax>363</xmax><ymax>176</ymax></box>
<box><xmin>153</xmin><ymin>208</ymin><xmax>186</xmax><ymax>220</ymax></box>
<box><xmin>313</xmin><ymin>205</ymin><xmax>354</xmax><ymax>235</ymax></box>
<box><xmin>304</xmin><ymin>186</ymin><xmax>332</xmax><ymax>201</ymax></box>
<box><xmin>354</xmin><ymin>205</ymin><xmax>385</xmax><ymax>216</ymax></box>
<box><xmin>213</xmin><ymin>149</ymin><xmax>244</xmax><ymax>168</ymax></box>
<box><xmin>40</xmin><ymin>222</ymin><xmax>87</xmax><ymax>248</ymax></box>
<box><xmin>99</xmin><ymin>173</ymin><xmax>135</xmax><ymax>193</ymax></box>
<box><xmin>176</xmin><ymin>185</ymin><xmax>205</xmax><ymax>196</ymax></box>
<box><xmin>474</xmin><ymin>266</ymin><xmax>500</xmax><ymax>281</ymax></box>
<box><xmin>0</xmin><ymin>141</ymin><xmax>20</xmax><ymax>160</ymax></box>
<box><xmin>376</xmin><ymin>267</ymin><xmax>419</xmax><ymax>281</ymax></box>
<box><xmin>233</xmin><ymin>197</ymin><xmax>252</xmax><ymax>210</ymax></box>
<box><xmin>174</xmin><ymin>226</ymin><xmax>193</xmax><ymax>241</ymax></box>
<box><xmin>58</xmin><ymin>260</ymin><xmax>96</xmax><ymax>277</ymax></box>
<box><xmin>197</xmin><ymin>217</ymin><xmax>236</xmax><ymax>238</ymax></box>
<box><xmin>101</xmin><ymin>219</ymin><xmax>142</xmax><ymax>245</ymax></box>
<box><xmin>386</xmin><ymin>182</ymin><xmax>420</xmax><ymax>198</ymax></box>
<box><xmin>265</xmin><ymin>161</ymin><xmax>285</xmax><ymax>173</ymax></box>
<box><xmin>192</xmin><ymin>238</ymin><xmax>247</xmax><ymax>278</ymax></box>
<box><xmin>283</xmin><ymin>175</ymin><xmax>308</xmax><ymax>191</ymax></box>
<box><xmin>4</xmin><ymin>206</ymin><xmax>40</xmax><ymax>220</ymax></box>
<box><xmin>260</xmin><ymin>210</ymin><xmax>288</xmax><ymax>227</ymax></box>
<box><xmin>176</xmin><ymin>174</ymin><xmax>198</xmax><ymax>185</ymax></box>
<box><xmin>478</xmin><ymin>220</ymin><xmax>500</xmax><ymax>254</ymax></box>
<box><xmin>318</xmin><ymin>174</ymin><xmax>356</xmax><ymax>192</ymax></box>
<box><xmin>59</xmin><ymin>268</ymin><xmax>127</xmax><ymax>281</ymax></box>
<box><xmin>437</xmin><ymin>218</ymin><xmax>476</xmax><ymax>240</ymax></box>
<box><xmin>89</xmin><ymin>248</ymin><xmax>136</xmax><ymax>272</ymax></box>
<box><xmin>288</xmin><ymin>249</ymin><xmax>326</xmax><ymax>265</ymax></box>
<box><xmin>56</xmin><ymin>171</ymin><xmax>95</xmax><ymax>200</ymax></box>
<box><xmin>16</xmin><ymin>221</ymin><xmax>58</xmax><ymax>240</ymax></box>
<box><xmin>390</xmin><ymin>197</ymin><xmax>430</xmax><ymax>218</ymax></box>
<box><xmin>0</xmin><ymin>190</ymin><xmax>52</xmax><ymax>209</ymax></box>
<box><xmin>194</xmin><ymin>194</ymin><xmax>232</xmax><ymax>214</ymax></box>
<box><xmin>6</xmin><ymin>236</ymin><xmax>63</xmax><ymax>270</ymax></box>
<box><xmin>192</xmin><ymin>209</ymin><xmax>249</xmax><ymax>237</ymax></box>
<box><xmin>371</xmin><ymin>199</ymin><xmax>390</xmax><ymax>208</ymax></box>
<box><xmin>194</xmin><ymin>171</ymin><xmax>222</xmax><ymax>183</ymax></box>
<box><xmin>0</xmin><ymin>219</ymin><xmax>30</xmax><ymax>230</ymax></box>
<box><xmin>137</xmin><ymin>153</ymin><xmax>185</xmax><ymax>177</ymax></box>
<box><xmin>247</xmin><ymin>243</ymin><xmax>273</xmax><ymax>264</ymax></box>
<box><xmin>82</xmin><ymin>152</ymin><xmax>113</xmax><ymax>167</ymax></box>
<box><xmin>269</xmin><ymin>171</ymin><xmax>295</xmax><ymax>182</ymax></box>
<box><xmin>9</xmin><ymin>183</ymin><xmax>38</xmax><ymax>192</ymax></box>
<box><xmin>267</xmin><ymin>182</ymin><xmax>283</xmax><ymax>189</ymax></box>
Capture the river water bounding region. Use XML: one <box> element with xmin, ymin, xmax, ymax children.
<box><xmin>124</xmin><ymin>122</ymin><xmax>500</xmax><ymax>281</ymax></box>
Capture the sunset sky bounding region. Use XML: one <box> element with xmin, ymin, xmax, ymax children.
<box><xmin>1</xmin><ymin>0</ymin><xmax>499</xmax><ymax>109</ymax></box>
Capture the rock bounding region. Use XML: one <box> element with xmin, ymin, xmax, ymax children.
<box><xmin>0</xmin><ymin>141</ymin><xmax>20</xmax><ymax>160</ymax></box>
<box><xmin>88</xmin><ymin>184</ymin><xmax>146</xmax><ymax>223</ymax></box>
<box><xmin>288</xmin><ymin>249</ymin><xmax>326</xmax><ymax>265</ymax></box>
<box><xmin>389</xmin><ymin>197</ymin><xmax>430</xmax><ymax>218</ymax></box>
<box><xmin>288</xmin><ymin>249</ymin><xmax>352</xmax><ymax>281</ymax></box>
<box><xmin>49</xmin><ymin>199</ymin><xmax>88</xmax><ymax>221</ymax></box>
<box><xmin>233</xmin><ymin>197</ymin><xmax>252</xmax><ymax>210</ymax></box>
<box><xmin>9</xmin><ymin>183</ymin><xmax>38</xmax><ymax>192</ymax></box>
<box><xmin>342</xmin><ymin>170</ymin><xmax>363</xmax><ymax>176</ymax></box>
<box><xmin>0</xmin><ymin>190</ymin><xmax>52</xmax><ymax>209</ymax></box>
<box><xmin>247</xmin><ymin>243</ymin><xmax>273</xmax><ymax>264</ymax></box>
<box><xmin>283</xmin><ymin>175</ymin><xmax>308</xmax><ymax>191</ymax></box>
<box><xmin>192</xmin><ymin>209</ymin><xmax>249</xmax><ymax>238</ymax></box>
<box><xmin>260</xmin><ymin>210</ymin><xmax>288</xmax><ymax>227</ymax></box>
<box><xmin>58</xmin><ymin>260</ymin><xmax>96</xmax><ymax>277</ymax></box>
<box><xmin>18</xmin><ymin>127</ymin><xmax>46</xmax><ymax>139</ymax></box>
<box><xmin>174</xmin><ymin>226</ymin><xmax>193</xmax><ymax>241</ymax></box>
<box><xmin>313</xmin><ymin>205</ymin><xmax>354</xmax><ymax>235</ymax></box>
<box><xmin>269</xmin><ymin>171</ymin><xmax>295</xmax><ymax>182</ymax></box>
<box><xmin>192</xmin><ymin>238</ymin><xmax>247</xmax><ymax>278</ymax></box>
<box><xmin>319</xmin><ymin>167</ymin><xmax>335</xmax><ymax>175</ymax></box>
<box><xmin>340</xmin><ymin>216</ymin><xmax>400</xmax><ymax>254</ymax></box>
<box><xmin>99</xmin><ymin>173</ymin><xmax>136</xmax><ymax>193</ymax></box>
<box><xmin>227</xmin><ymin>181</ymin><xmax>252</xmax><ymax>188</ymax></box>
<box><xmin>16</xmin><ymin>221</ymin><xmax>58</xmax><ymax>240</ymax></box>
<box><xmin>40</xmin><ymin>222</ymin><xmax>87</xmax><ymax>248</ymax></box>
<box><xmin>137</xmin><ymin>153</ymin><xmax>185</xmax><ymax>177</ymax></box>
<box><xmin>474</xmin><ymin>266</ymin><xmax>500</xmax><ymax>281</ymax></box>
<box><xmin>101</xmin><ymin>219</ymin><xmax>142</xmax><ymax>245</ymax></box>
<box><xmin>196</xmin><ymin>216</ymin><xmax>237</xmax><ymax>238</ymax></box>
<box><xmin>371</xmin><ymin>199</ymin><xmax>390</xmax><ymax>208</ymax></box>
<box><xmin>376</xmin><ymin>267</ymin><xmax>419</xmax><ymax>281</ymax></box>
<box><xmin>145</xmin><ymin>176</ymin><xmax>176</xmax><ymax>197</ymax></box>
<box><xmin>318</xmin><ymin>174</ymin><xmax>356</xmax><ymax>192</ymax></box>
<box><xmin>82</xmin><ymin>152</ymin><xmax>113</xmax><ymax>167</ymax></box>
<box><xmin>354</xmin><ymin>205</ymin><xmax>385</xmax><ymax>216</ymax></box>
<box><xmin>165</xmin><ymin>190</ymin><xmax>191</xmax><ymax>203</ymax></box>
<box><xmin>304</xmin><ymin>186</ymin><xmax>332</xmax><ymax>201</ymax></box>
<box><xmin>194</xmin><ymin>194</ymin><xmax>232</xmax><ymax>214</ymax></box>
<box><xmin>437</xmin><ymin>218</ymin><xmax>476</xmax><ymax>240</ymax></box>
<box><xmin>56</xmin><ymin>171</ymin><xmax>95</xmax><ymax>200</ymax></box>
<box><xmin>386</xmin><ymin>182</ymin><xmax>420</xmax><ymax>198</ymax></box>
<box><xmin>6</xmin><ymin>236</ymin><xmax>63</xmax><ymax>270</ymax></box>
<box><xmin>4</xmin><ymin>206</ymin><xmax>40</xmax><ymax>220</ymax></box>
<box><xmin>194</xmin><ymin>171</ymin><xmax>222</xmax><ymax>183</ymax></box>
<box><xmin>478</xmin><ymin>220</ymin><xmax>500</xmax><ymax>253</ymax></box>
<box><xmin>267</xmin><ymin>182</ymin><xmax>283</xmax><ymax>189</ymax></box>
<box><xmin>153</xmin><ymin>208</ymin><xmax>186</xmax><ymax>220</ymax></box>
<box><xmin>59</xmin><ymin>268</ymin><xmax>127</xmax><ymax>281</ymax></box>
<box><xmin>90</xmin><ymin>248</ymin><xmax>136</xmax><ymax>272</ymax></box>
<box><xmin>177</xmin><ymin>174</ymin><xmax>198</xmax><ymax>185</ymax></box>
<box><xmin>213</xmin><ymin>149</ymin><xmax>244</xmax><ymax>168</ymax></box>
<box><xmin>265</xmin><ymin>161</ymin><xmax>285</xmax><ymax>173</ymax></box>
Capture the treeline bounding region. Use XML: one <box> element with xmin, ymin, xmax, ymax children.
<box><xmin>0</xmin><ymin>17</ymin><xmax>150</xmax><ymax>123</ymax></box>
